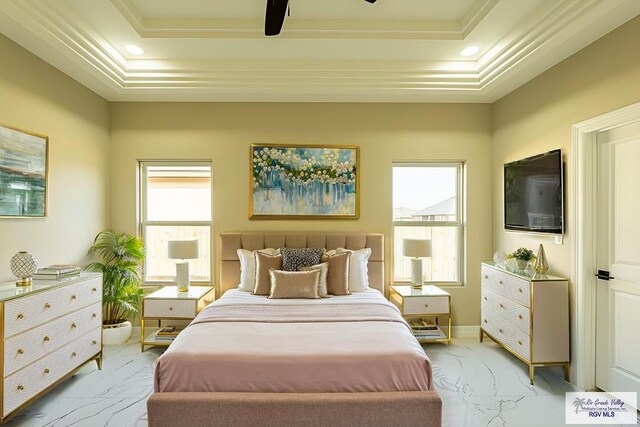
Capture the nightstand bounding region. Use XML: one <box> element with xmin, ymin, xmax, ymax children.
<box><xmin>390</xmin><ymin>285</ymin><xmax>451</xmax><ymax>344</ymax></box>
<box><xmin>140</xmin><ymin>286</ymin><xmax>215</xmax><ymax>352</ymax></box>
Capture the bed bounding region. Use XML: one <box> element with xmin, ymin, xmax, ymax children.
<box><xmin>147</xmin><ymin>232</ymin><xmax>442</xmax><ymax>427</ymax></box>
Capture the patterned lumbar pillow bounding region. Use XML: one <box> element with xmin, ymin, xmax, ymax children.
<box><xmin>268</xmin><ymin>269</ymin><xmax>321</xmax><ymax>299</ymax></box>
<box><xmin>300</xmin><ymin>262</ymin><xmax>329</xmax><ymax>297</ymax></box>
<box><xmin>280</xmin><ymin>247</ymin><xmax>324</xmax><ymax>271</ymax></box>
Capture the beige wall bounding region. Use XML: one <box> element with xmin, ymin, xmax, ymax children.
<box><xmin>492</xmin><ymin>16</ymin><xmax>640</xmax><ymax>280</ymax></box>
<box><xmin>110</xmin><ymin>102</ymin><xmax>493</xmax><ymax>326</ymax></box>
<box><xmin>0</xmin><ymin>34</ymin><xmax>110</xmax><ymax>282</ymax></box>
<box><xmin>492</xmin><ymin>16</ymin><xmax>640</xmax><ymax>376</ymax></box>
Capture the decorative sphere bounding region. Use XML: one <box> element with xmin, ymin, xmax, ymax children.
<box><xmin>10</xmin><ymin>251</ymin><xmax>38</xmax><ymax>279</ymax></box>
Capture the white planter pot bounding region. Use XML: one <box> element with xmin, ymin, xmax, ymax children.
<box><xmin>102</xmin><ymin>320</ymin><xmax>132</xmax><ymax>346</ymax></box>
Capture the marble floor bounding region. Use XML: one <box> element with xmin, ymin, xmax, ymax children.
<box><xmin>4</xmin><ymin>337</ymin><xmax>637</xmax><ymax>427</ymax></box>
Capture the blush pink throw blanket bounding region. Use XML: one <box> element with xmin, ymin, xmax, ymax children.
<box><xmin>154</xmin><ymin>290</ymin><xmax>434</xmax><ymax>393</ymax></box>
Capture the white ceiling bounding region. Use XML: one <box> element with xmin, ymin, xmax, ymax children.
<box><xmin>0</xmin><ymin>0</ymin><xmax>638</xmax><ymax>103</ymax></box>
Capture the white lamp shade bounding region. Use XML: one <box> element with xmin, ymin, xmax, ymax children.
<box><xmin>168</xmin><ymin>240</ymin><xmax>199</xmax><ymax>260</ymax></box>
<box><xmin>402</xmin><ymin>239</ymin><xmax>431</xmax><ymax>258</ymax></box>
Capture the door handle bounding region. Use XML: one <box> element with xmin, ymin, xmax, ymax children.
<box><xmin>595</xmin><ymin>270</ymin><xmax>614</xmax><ymax>281</ymax></box>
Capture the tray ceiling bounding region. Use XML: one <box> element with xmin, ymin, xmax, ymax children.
<box><xmin>0</xmin><ymin>0</ymin><xmax>638</xmax><ymax>102</ymax></box>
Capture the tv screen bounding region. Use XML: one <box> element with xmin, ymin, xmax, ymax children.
<box><xmin>504</xmin><ymin>149</ymin><xmax>563</xmax><ymax>234</ymax></box>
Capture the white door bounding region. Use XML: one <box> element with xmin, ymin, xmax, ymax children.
<box><xmin>595</xmin><ymin>121</ymin><xmax>640</xmax><ymax>395</ymax></box>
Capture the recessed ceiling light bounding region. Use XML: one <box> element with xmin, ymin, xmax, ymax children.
<box><xmin>125</xmin><ymin>44</ymin><xmax>144</xmax><ymax>56</ymax></box>
<box><xmin>460</xmin><ymin>45</ymin><xmax>480</xmax><ymax>57</ymax></box>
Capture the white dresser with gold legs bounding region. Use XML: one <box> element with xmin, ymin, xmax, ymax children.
<box><xmin>0</xmin><ymin>273</ymin><xmax>102</xmax><ymax>423</ymax></box>
<box><xmin>480</xmin><ymin>262</ymin><xmax>569</xmax><ymax>385</ymax></box>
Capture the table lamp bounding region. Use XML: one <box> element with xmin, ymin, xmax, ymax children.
<box><xmin>168</xmin><ymin>240</ymin><xmax>199</xmax><ymax>292</ymax></box>
<box><xmin>402</xmin><ymin>239</ymin><xmax>431</xmax><ymax>289</ymax></box>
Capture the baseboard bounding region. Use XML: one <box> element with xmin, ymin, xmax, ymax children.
<box><xmin>451</xmin><ymin>325</ymin><xmax>480</xmax><ymax>339</ymax></box>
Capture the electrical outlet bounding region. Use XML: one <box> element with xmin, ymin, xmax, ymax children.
<box><xmin>554</xmin><ymin>235</ymin><xmax>563</xmax><ymax>245</ymax></box>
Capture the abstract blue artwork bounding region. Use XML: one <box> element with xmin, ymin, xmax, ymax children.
<box><xmin>0</xmin><ymin>125</ymin><xmax>48</xmax><ymax>218</ymax></box>
<box><xmin>250</xmin><ymin>144</ymin><xmax>359</xmax><ymax>219</ymax></box>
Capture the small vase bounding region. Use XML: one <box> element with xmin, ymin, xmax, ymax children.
<box><xmin>10</xmin><ymin>251</ymin><xmax>38</xmax><ymax>287</ymax></box>
<box><xmin>534</xmin><ymin>244</ymin><xmax>549</xmax><ymax>274</ymax></box>
<box><xmin>516</xmin><ymin>259</ymin><xmax>528</xmax><ymax>271</ymax></box>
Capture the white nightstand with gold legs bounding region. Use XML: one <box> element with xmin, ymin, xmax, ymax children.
<box><xmin>390</xmin><ymin>285</ymin><xmax>451</xmax><ymax>344</ymax></box>
<box><xmin>140</xmin><ymin>286</ymin><xmax>215</xmax><ymax>352</ymax></box>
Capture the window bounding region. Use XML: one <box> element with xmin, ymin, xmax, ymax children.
<box><xmin>139</xmin><ymin>161</ymin><xmax>212</xmax><ymax>283</ymax></box>
<box><xmin>392</xmin><ymin>162</ymin><xmax>464</xmax><ymax>285</ymax></box>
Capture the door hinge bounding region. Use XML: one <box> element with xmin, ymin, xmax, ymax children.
<box><xmin>595</xmin><ymin>270</ymin><xmax>614</xmax><ymax>281</ymax></box>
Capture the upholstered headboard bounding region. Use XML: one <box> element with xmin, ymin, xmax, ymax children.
<box><xmin>219</xmin><ymin>232</ymin><xmax>384</xmax><ymax>296</ymax></box>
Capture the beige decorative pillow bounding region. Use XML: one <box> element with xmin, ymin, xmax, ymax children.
<box><xmin>321</xmin><ymin>252</ymin><xmax>351</xmax><ymax>296</ymax></box>
<box><xmin>300</xmin><ymin>262</ymin><xmax>329</xmax><ymax>297</ymax></box>
<box><xmin>253</xmin><ymin>252</ymin><xmax>283</xmax><ymax>295</ymax></box>
<box><xmin>268</xmin><ymin>269</ymin><xmax>321</xmax><ymax>299</ymax></box>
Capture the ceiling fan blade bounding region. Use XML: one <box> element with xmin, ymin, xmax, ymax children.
<box><xmin>265</xmin><ymin>0</ymin><xmax>289</xmax><ymax>36</ymax></box>
<box><xmin>364</xmin><ymin>0</ymin><xmax>377</xmax><ymax>3</ymax></box>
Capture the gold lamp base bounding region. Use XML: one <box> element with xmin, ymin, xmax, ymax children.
<box><xmin>16</xmin><ymin>277</ymin><xmax>32</xmax><ymax>287</ymax></box>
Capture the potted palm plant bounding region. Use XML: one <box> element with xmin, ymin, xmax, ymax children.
<box><xmin>86</xmin><ymin>231</ymin><xmax>146</xmax><ymax>345</ymax></box>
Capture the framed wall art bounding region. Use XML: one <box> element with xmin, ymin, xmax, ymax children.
<box><xmin>250</xmin><ymin>144</ymin><xmax>359</xmax><ymax>219</ymax></box>
<box><xmin>0</xmin><ymin>125</ymin><xmax>49</xmax><ymax>218</ymax></box>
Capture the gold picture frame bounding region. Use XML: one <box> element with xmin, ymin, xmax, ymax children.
<box><xmin>0</xmin><ymin>124</ymin><xmax>49</xmax><ymax>218</ymax></box>
<box><xmin>249</xmin><ymin>143</ymin><xmax>359</xmax><ymax>220</ymax></box>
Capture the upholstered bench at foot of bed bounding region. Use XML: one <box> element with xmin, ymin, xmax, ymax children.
<box><xmin>147</xmin><ymin>391</ymin><xmax>442</xmax><ymax>427</ymax></box>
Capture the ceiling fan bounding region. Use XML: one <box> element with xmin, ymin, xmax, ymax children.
<box><xmin>265</xmin><ymin>0</ymin><xmax>378</xmax><ymax>36</ymax></box>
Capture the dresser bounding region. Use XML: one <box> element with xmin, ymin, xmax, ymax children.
<box><xmin>480</xmin><ymin>262</ymin><xmax>569</xmax><ymax>384</ymax></box>
<box><xmin>0</xmin><ymin>273</ymin><xmax>102</xmax><ymax>422</ymax></box>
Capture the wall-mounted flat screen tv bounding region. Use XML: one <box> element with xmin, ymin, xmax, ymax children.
<box><xmin>504</xmin><ymin>149</ymin><xmax>563</xmax><ymax>234</ymax></box>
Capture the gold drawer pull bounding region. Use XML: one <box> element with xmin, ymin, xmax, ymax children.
<box><xmin>44</xmin><ymin>302</ymin><xmax>51</xmax><ymax>309</ymax></box>
<box><xmin>169</xmin><ymin>307</ymin><xmax>173</xmax><ymax>311</ymax></box>
<box><xmin>92</xmin><ymin>340</ymin><xmax>97</xmax><ymax>345</ymax></box>
<box><xmin>17</xmin><ymin>313</ymin><xmax>24</xmax><ymax>319</ymax></box>
<box><xmin>499</xmin><ymin>329</ymin><xmax>503</xmax><ymax>333</ymax></box>
<box><xmin>518</xmin><ymin>288</ymin><xmax>523</xmax><ymax>293</ymax></box>
<box><xmin>71</xmin><ymin>294</ymin><xmax>77</xmax><ymax>300</ymax></box>
<box><xmin>518</xmin><ymin>315</ymin><xmax>523</xmax><ymax>320</ymax></box>
<box><xmin>484</xmin><ymin>275</ymin><xmax>488</xmax><ymax>279</ymax></box>
<box><xmin>44</xmin><ymin>368</ymin><xmax>50</xmax><ymax>374</ymax></box>
<box><xmin>499</xmin><ymin>280</ymin><xmax>504</xmax><ymax>285</ymax></box>
<box><xmin>43</xmin><ymin>336</ymin><xmax>50</xmax><ymax>342</ymax></box>
<box><xmin>483</xmin><ymin>319</ymin><xmax>487</xmax><ymax>323</ymax></box>
<box><xmin>71</xmin><ymin>323</ymin><xmax>77</xmax><ymax>328</ymax></box>
<box><xmin>72</xmin><ymin>352</ymin><xmax>77</xmax><ymax>357</ymax></box>
<box><xmin>17</xmin><ymin>349</ymin><xmax>24</xmax><ymax>355</ymax></box>
<box><xmin>483</xmin><ymin>296</ymin><xmax>487</xmax><ymax>300</ymax></box>
<box><xmin>499</xmin><ymin>303</ymin><xmax>504</xmax><ymax>308</ymax></box>
<box><xmin>92</xmin><ymin>313</ymin><xmax>97</xmax><ymax>318</ymax></box>
<box><xmin>518</xmin><ymin>340</ymin><xmax>523</xmax><ymax>346</ymax></box>
<box><xmin>17</xmin><ymin>385</ymin><xmax>24</xmax><ymax>391</ymax></box>
<box><xmin>92</xmin><ymin>287</ymin><xmax>97</xmax><ymax>292</ymax></box>
<box><xmin>424</xmin><ymin>304</ymin><xmax>429</xmax><ymax>308</ymax></box>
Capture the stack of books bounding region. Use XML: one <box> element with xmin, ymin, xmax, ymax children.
<box><xmin>409</xmin><ymin>319</ymin><xmax>442</xmax><ymax>338</ymax></box>
<box><xmin>155</xmin><ymin>326</ymin><xmax>180</xmax><ymax>342</ymax></box>
<box><xmin>33</xmin><ymin>265</ymin><xmax>82</xmax><ymax>281</ymax></box>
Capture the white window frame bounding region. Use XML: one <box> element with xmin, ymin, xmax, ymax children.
<box><xmin>138</xmin><ymin>160</ymin><xmax>213</xmax><ymax>285</ymax></box>
<box><xmin>392</xmin><ymin>161</ymin><xmax>465</xmax><ymax>287</ymax></box>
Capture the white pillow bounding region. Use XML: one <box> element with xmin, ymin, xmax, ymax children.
<box><xmin>336</xmin><ymin>247</ymin><xmax>371</xmax><ymax>292</ymax></box>
<box><xmin>237</xmin><ymin>248</ymin><xmax>276</xmax><ymax>291</ymax></box>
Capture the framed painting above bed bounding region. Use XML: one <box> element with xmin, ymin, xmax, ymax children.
<box><xmin>0</xmin><ymin>125</ymin><xmax>49</xmax><ymax>218</ymax></box>
<box><xmin>249</xmin><ymin>144</ymin><xmax>359</xmax><ymax>219</ymax></box>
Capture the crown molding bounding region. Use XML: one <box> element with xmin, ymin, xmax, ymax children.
<box><xmin>0</xmin><ymin>0</ymin><xmax>637</xmax><ymax>102</ymax></box>
<box><xmin>110</xmin><ymin>0</ymin><xmax>497</xmax><ymax>40</ymax></box>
